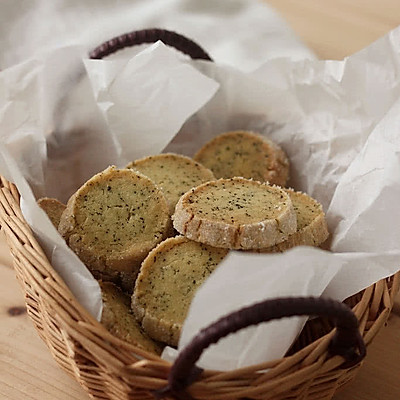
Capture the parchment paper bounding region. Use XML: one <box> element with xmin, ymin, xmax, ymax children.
<box><xmin>1</xmin><ymin>24</ymin><xmax>400</xmax><ymax>371</ymax></box>
<box><xmin>0</xmin><ymin>43</ymin><xmax>218</xmax><ymax>319</ymax></box>
<box><xmin>161</xmin><ymin>30</ymin><xmax>400</xmax><ymax>369</ymax></box>
<box><xmin>0</xmin><ymin>0</ymin><xmax>315</xmax><ymax>71</ymax></box>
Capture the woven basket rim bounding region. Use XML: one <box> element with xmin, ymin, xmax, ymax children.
<box><xmin>1</xmin><ymin>174</ymin><xmax>399</xmax><ymax>399</ymax></box>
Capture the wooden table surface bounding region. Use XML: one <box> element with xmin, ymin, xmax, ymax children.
<box><xmin>1</xmin><ymin>1</ymin><xmax>400</xmax><ymax>399</ymax></box>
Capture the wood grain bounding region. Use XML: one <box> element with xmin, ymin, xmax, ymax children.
<box><xmin>267</xmin><ymin>0</ymin><xmax>400</xmax><ymax>59</ymax></box>
<box><xmin>334</xmin><ymin>313</ymin><xmax>400</xmax><ymax>400</ymax></box>
<box><xmin>0</xmin><ymin>264</ymin><xmax>87</xmax><ymax>400</ymax></box>
<box><xmin>1</xmin><ymin>262</ymin><xmax>399</xmax><ymax>400</ymax></box>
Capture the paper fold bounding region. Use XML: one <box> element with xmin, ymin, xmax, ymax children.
<box><xmin>0</xmin><ymin>43</ymin><xmax>218</xmax><ymax>319</ymax></box>
<box><xmin>1</xmin><ymin>24</ymin><xmax>400</xmax><ymax>371</ymax></box>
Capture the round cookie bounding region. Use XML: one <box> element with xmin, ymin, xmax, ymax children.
<box><xmin>258</xmin><ymin>189</ymin><xmax>329</xmax><ymax>252</ymax></box>
<box><xmin>100</xmin><ymin>281</ymin><xmax>163</xmax><ymax>355</ymax></box>
<box><xmin>90</xmin><ymin>268</ymin><xmax>137</xmax><ymax>295</ymax></box>
<box><xmin>37</xmin><ymin>197</ymin><xmax>66</xmax><ymax>228</ymax></box>
<box><xmin>194</xmin><ymin>130</ymin><xmax>289</xmax><ymax>187</ymax></box>
<box><xmin>173</xmin><ymin>177</ymin><xmax>297</xmax><ymax>249</ymax></box>
<box><xmin>59</xmin><ymin>166</ymin><xmax>171</xmax><ymax>275</ymax></box>
<box><xmin>132</xmin><ymin>236</ymin><xmax>228</xmax><ymax>346</ymax></box>
<box><xmin>127</xmin><ymin>153</ymin><xmax>215</xmax><ymax>214</ymax></box>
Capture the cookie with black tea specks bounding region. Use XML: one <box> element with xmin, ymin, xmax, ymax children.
<box><xmin>257</xmin><ymin>189</ymin><xmax>329</xmax><ymax>252</ymax></box>
<box><xmin>37</xmin><ymin>197</ymin><xmax>66</xmax><ymax>228</ymax></box>
<box><xmin>132</xmin><ymin>236</ymin><xmax>228</xmax><ymax>346</ymax></box>
<box><xmin>100</xmin><ymin>281</ymin><xmax>163</xmax><ymax>354</ymax></box>
<box><xmin>58</xmin><ymin>166</ymin><xmax>171</xmax><ymax>276</ymax></box>
<box><xmin>173</xmin><ymin>177</ymin><xmax>297</xmax><ymax>249</ymax></box>
<box><xmin>194</xmin><ymin>130</ymin><xmax>289</xmax><ymax>187</ymax></box>
<box><xmin>127</xmin><ymin>153</ymin><xmax>215</xmax><ymax>214</ymax></box>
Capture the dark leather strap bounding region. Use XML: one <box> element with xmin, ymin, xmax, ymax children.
<box><xmin>154</xmin><ymin>296</ymin><xmax>366</xmax><ymax>400</ymax></box>
<box><xmin>89</xmin><ymin>28</ymin><xmax>212</xmax><ymax>61</ymax></box>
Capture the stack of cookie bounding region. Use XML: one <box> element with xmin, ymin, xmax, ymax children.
<box><xmin>38</xmin><ymin>130</ymin><xmax>329</xmax><ymax>353</ymax></box>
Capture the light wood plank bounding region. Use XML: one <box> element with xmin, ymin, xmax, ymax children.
<box><xmin>334</xmin><ymin>313</ymin><xmax>400</xmax><ymax>400</ymax></box>
<box><xmin>0</xmin><ymin>265</ymin><xmax>88</xmax><ymax>400</ymax></box>
<box><xmin>266</xmin><ymin>0</ymin><xmax>400</xmax><ymax>59</ymax></box>
<box><xmin>1</xmin><ymin>259</ymin><xmax>400</xmax><ymax>400</ymax></box>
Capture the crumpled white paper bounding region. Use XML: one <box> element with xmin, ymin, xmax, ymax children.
<box><xmin>0</xmin><ymin>0</ymin><xmax>315</xmax><ymax>71</ymax></box>
<box><xmin>0</xmin><ymin>43</ymin><xmax>218</xmax><ymax>319</ymax></box>
<box><xmin>163</xmin><ymin>247</ymin><xmax>344</xmax><ymax>369</ymax></box>
<box><xmin>1</xmin><ymin>21</ymin><xmax>400</xmax><ymax>372</ymax></box>
<box><xmin>160</xmin><ymin>30</ymin><xmax>400</xmax><ymax>369</ymax></box>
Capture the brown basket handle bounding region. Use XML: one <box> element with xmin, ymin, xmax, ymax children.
<box><xmin>89</xmin><ymin>28</ymin><xmax>213</xmax><ymax>61</ymax></box>
<box><xmin>155</xmin><ymin>296</ymin><xmax>366</xmax><ymax>400</ymax></box>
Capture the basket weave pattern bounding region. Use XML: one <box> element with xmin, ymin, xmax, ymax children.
<box><xmin>1</xmin><ymin>175</ymin><xmax>399</xmax><ymax>400</ymax></box>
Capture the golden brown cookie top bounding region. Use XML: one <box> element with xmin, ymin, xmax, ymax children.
<box><xmin>257</xmin><ymin>189</ymin><xmax>329</xmax><ymax>253</ymax></box>
<box><xmin>127</xmin><ymin>153</ymin><xmax>215</xmax><ymax>214</ymax></box>
<box><xmin>37</xmin><ymin>197</ymin><xmax>66</xmax><ymax>228</ymax></box>
<box><xmin>100</xmin><ymin>281</ymin><xmax>163</xmax><ymax>354</ymax></box>
<box><xmin>132</xmin><ymin>236</ymin><xmax>228</xmax><ymax>346</ymax></box>
<box><xmin>59</xmin><ymin>166</ymin><xmax>171</xmax><ymax>272</ymax></box>
<box><xmin>173</xmin><ymin>177</ymin><xmax>297</xmax><ymax>249</ymax></box>
<box><xmin>194</xmin><ymin>130</ymin><xmax>289</xmax><ymax>186</ymax></box>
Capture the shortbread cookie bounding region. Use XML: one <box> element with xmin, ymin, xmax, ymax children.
<box><xmin>119</xmin><ymin>270</ymin><xmax>137</xmax><ymax>294</ymax></box>
<box><xmin>132</xmin><ymin>236</ymin><xmax>228</xmax><ymax>346</ymax></box>
<box><xmin>259</xmin><ymin>189</ymin><xmax>329</xmax><ymax>252</ymax></box>
<box><xmin>100</xmin><ymin>281</ymin><xmax>163</xmax><ymax>354</ymax></box>
<box><xmin>91</xmin><ymin>269</ymin><xmax>137</xmax><ymax>294</ymax></box>
<box><xmin>173</xmin><ymin>177</ymin><xmax>297</xmax><ymax>249</ymax></box>
<box><xmin>37</xmin><ymin>197</ymin><xmax>66</xmax><ymax>228</ymax></box>
<box><xmin>127</xmin><ymin>153</ymin><xmax>215</xmax><ymax>214</ymax></box>
<box><xmin>194</xmin><ymin>131</ymin><xmax>289</xmax><ymax>187</ymax></box>
<box><xmin>59</xmin><ymin>166</ymin><xmax>171</xmax><ymax>275</ymax></box>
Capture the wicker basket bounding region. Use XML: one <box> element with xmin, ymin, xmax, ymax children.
<box><xmin>1</xmin><ymin>30</ymin><xmax>400</xmax><ymax>400</ymax></box>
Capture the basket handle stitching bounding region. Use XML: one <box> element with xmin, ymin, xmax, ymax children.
<box><xmin>89</xmin><ymin>28</ymin><xmax>213</xmax><ymax>61</ymax></box>
<box><xmin>154</xmin><ymin>296</ymin><xmax>366</xmax><ymax>400</ymax></box>
<box><xmin>0</xmin><ymin>30</ymin><xmax>374</xmax><ymax>400</ymax></box>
